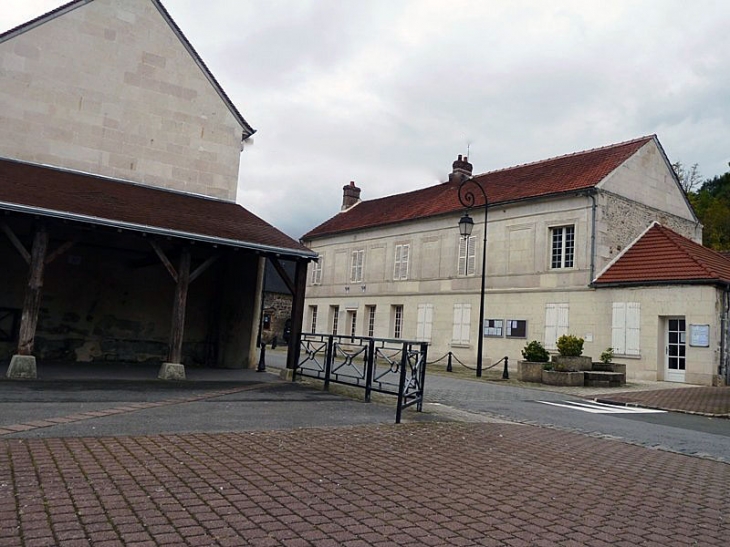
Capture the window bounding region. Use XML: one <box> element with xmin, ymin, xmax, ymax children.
<box><xmin>350</xmin><ymin>250</ymin><xmax>364</xmax><ymax>283</ymax></box>
<box><xmin>311</xmin><ymin>257</ymin><xmax>323</xmax><ymax>285</ymax></box>
<box><xmin>484</xmin><ymin>319</ymin><xmax>503</xmax><ymax>337</ymax></box>
<box><xmin>392</xmin><ymin>305</ymin><xmax>404</xmax><ymax>338</ymax></box>
<box><xmin>366</xmin><ymin>305</ymin><xmax>376</xmax><ymax>337</ymax></box>
<box><xmin>416</xmin><ymin>304</ymin><xmax>433</xmax><ymax>342</ymax></box>
<box><xmin>458</xmin><ymin>235</ymin><xmax>476</xmax><ymax>276</ymax></box>
<box><xmin>348</xmin><ymin>310</ymin><xmax>358</xmax><ymax>338</ymax></box>
<box><xmin>331</xmin><ymin>305</ymin><xmax>339</xmax><ymax>335</ymax></box>
<box><xmin>506</xmin><ymin>320</ymin><xmax>527</xmax><ymax>339</ymax></box>
<box><xmin>452</xmin><ymin>303</ymin><xmax>471</xmax><ymax>345</ymax></box>
<box><xmin>263</xmin><ymin>313</ymin><xmax>271</xmax><ymax>330</ymax></box>
<box><xmin>551</xmin><ymin>226</ymin><xmax>575</xmax><ymax>269</ymax></box>
<box><xmin>612</xmin><ymin>303</ymin><xmax>640</xmax><ymax>355</ymax></box>
<box><xmin>309</xmin><ymin>305</ymin><xmax>318</xmax><ymax>334</ymax></box>
<box><xmin>393</xmin><ymin>244</ymin><xmax>410</xmax><ymax>280</ymax></box>
<box><xmin>544</xmin><ymin>303</ymin><xmax>569</xmax><ymax>349</ymax></box>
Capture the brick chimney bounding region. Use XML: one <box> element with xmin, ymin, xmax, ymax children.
<box><xmin>448</xmin><ymin>154</ymin><xmax>473</xmax><ymax>184</ymax></box>
<box><xmin>341</xmin><ymin>180</ymin><xmax>361</xmax><ymax>211</ymax></box>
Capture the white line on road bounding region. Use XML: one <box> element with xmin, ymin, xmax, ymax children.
<box><xmin>538</xmin><ymin>400</ymin><xmax>666</xmax><ymax>414</ymax></box>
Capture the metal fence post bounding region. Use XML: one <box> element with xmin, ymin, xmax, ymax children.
<box><xmin>417</xmin><ymin>342</ymin><xmax>428</xmax><ymax>412</ymax></box>
<box><xmin>324</xmin><ymin>335</ymin><xmax>334</xmax><ymax>391</ymax></box>
<box><xmin>446</xmin><ymin>351</ymin><xmax>453</xmax><ymax>372</ymax></box>
<box><xmin>395</xmin><ymin>342</ymin><xmax>408</xmax><ymax>424</ymax></box>
<box><xmin>365</xmin><ymin>338</ymin><xmax>375</xmax><ymax>402</ymax></box>
<box><xmin>502</xmin><ymin>355</ymin><xmax>509</xmax><ymax>379</ymax></box>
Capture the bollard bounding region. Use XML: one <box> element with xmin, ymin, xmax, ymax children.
<box><xmin>502</xmin><ymin>356</ymin><xmax>509</xmax><ymax>379</ymax></box>
<box><xmin>257</xmin><ymin>343</ymin><xmax>266</xmax><ymax>372</ymax></box>
<box><xmin>446</xmin><ymin>352</ymin><xmax>453</xmax><ymax>372</ymax></box>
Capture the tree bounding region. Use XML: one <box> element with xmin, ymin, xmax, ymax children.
<box><xmin>690</xmin><ymin>163</ymin><xmax>730</xmax><ymax>251</ymax></box>
<box><xmin>672</xmin><ymin>161</ymin><xmax>703</xmax><ymax>194</ymax></box>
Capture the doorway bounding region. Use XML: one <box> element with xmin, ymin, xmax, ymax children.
<box><xmin>665</xmin><ymin>317</ymin><xmax>686</xmax><ymax>382</ymax></box>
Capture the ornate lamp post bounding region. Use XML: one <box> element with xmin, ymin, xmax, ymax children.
<box><xmin>457</xmin><ymin>178</ymin><xmax>488</xmax><ymax>378</ymax></box>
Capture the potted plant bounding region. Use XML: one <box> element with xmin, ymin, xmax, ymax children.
<box><xmin>552</xmin><ymin>334</ymin><xmax>592</xmax><ymax>371</ymax></box>
<box><xmin>518</xmin><ymin>340</ymin><xmax>550</xmax><ymax>382</ymax></box>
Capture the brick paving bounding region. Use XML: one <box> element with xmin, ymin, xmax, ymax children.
<box><xmin>596</xmin><ymin>386</ymin><xmax>730</xmax><ymax>417</ymax></box>
<box><xmin>1</xmin><ymin>422</ymin><xmax>728</xmax><ymax>546</ymax></box>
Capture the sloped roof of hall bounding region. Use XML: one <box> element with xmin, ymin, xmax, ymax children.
<box><xmin>0</xmin><ymin>0</ymin><xmax>255</xmax><ymax>137</ymax></box>
<box><xmin>0</xmin><ymin>157</ymin><xmax>314</xmax><ymax>258</ymax></box>
<box><xmin>593</xmin><ymin>223</ymin><xmax>730</xmax><ymax>287</ymax></box>
<box><xmin>302</xmin><ymin>135</ymin><xmax>656</xmax><ymax>240</ymax></box>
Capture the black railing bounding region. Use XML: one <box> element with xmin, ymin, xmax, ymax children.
<box><xmin>294</xmin><ymin>333</ymin><xmax>428</xmax><ymax>423</ymax></box>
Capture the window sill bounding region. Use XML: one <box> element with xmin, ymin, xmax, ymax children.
<box><xmin>450</xmin><ymin>343</ymin><xmax>471</xmax><ymax>348</ymax></box>
<box><xmin>613</xmin><ymin>353</ymin><xmax>641</xmax><ymax>360</ymax></box>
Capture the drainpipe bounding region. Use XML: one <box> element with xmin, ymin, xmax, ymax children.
<box><xmin>588</xmin><ymin>191</ymin><xmax>597</xmax><ymax>283</ymax></box>
<box><xmin>722</xmin><ymin>286</ymin><xmax>730</xmax><ymax>385</ymax></box>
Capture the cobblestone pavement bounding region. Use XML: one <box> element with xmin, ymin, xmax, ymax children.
<box><xmin>1</xmin><ymin>421</ymin><xmax>728</xmax><ymax>547</ymax></box>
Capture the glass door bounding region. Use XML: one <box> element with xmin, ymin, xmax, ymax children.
<box><xmin>666</xmin><ymin>317</ymin><xmax>686</xmax><ymax>382</ymax></box>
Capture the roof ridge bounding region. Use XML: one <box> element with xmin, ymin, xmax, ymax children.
<box><xmin>472</xmin><ymin>135</ymin><xmax>655</xmax><ymax>179</ymax></box>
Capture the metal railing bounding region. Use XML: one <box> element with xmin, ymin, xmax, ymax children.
<box><xmin>294</xmin><ymin>333</ymin><xmax>428</xmax><ymax>423</ymax></box>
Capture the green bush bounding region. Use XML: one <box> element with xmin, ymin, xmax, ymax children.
<box><xmin>521</xmin><ymin>340</ymin><xmax>550</xmax><ymax>362</ymax></box>
<box><xmin>556</xmin><ymin>334</ymin><xmax>584</xmax><ymax>357</ymax></box>
<box><xmin>600</xmin><ymin>347</ymin><xmax>614</xmax><ymax>364</ymax></box>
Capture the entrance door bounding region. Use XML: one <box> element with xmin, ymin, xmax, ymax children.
<box><xmin>666</xmin><ymin>317</ymin><xmax>686</xmax><ymax>382</ymax></box>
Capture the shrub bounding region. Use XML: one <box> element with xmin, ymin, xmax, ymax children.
<box><xmin>600</xmin><ymin>347</ymin><xmax>614</xmax><ymax>364</ymax></box>
<box><xmin>556</xmin><ymin>334</ymin><xmax>584</xmax><ymax>357</ymax></box>
<box><xmin>521</xmin><ymin>340</ymin><xmax>550</xmax><ymax>362</ymax></box>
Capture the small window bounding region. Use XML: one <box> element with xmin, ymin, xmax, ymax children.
<box><xmin>393</xmin><ymin>244</ymin><xmax>410</xmax><ymax>280</ymax></box>
<box><xmin>309</xmin><ymin>305</ymin><xmax>318</xmax><ymax>334</ymax></box>
<box><xmin>506</xmin><ymin>320</ymin><xmax>527</xmax><ymax>339</ymax></box>
<box><xmin>392</xmin><ymin>305</ymin><xmax>404</xmax><ymax>338</ymax></box>
<box><xmin>348</xmin><ymin>310</ymin><xmax>358</xmax><ymax>338</ymax></box>
<box><xmin>350</xmin><ymin>250</ymin><xmax>364</xmax><ymax>283</ymax></box>
<box><xmin>484</xmin><ymin>319</ymin><xmax>503</xmax><ymax>337</ymax></box>
<box><xmin>331</xmin><ymin>305</ymin><xmax>340</xmax><ymax>335</ymax></box>
<box><xmin>550</xmin><ymin>226</ymin><xmax>575</xmax><ymax>269</ymax></box>
<box><xmin>263</xmin><ymin>313</ymin><xmax>272</xmax><ymax>330</ymax></box>
<box><xmin>311</xmin><ymin>256</ymin><xmax>323</xmax><ymax>285</ymax></box>
<box><xmin>366</xmin><ymin>305</ymin><xmax>376</xmax><ymax>337</ymax></box>
<box><xmin>458</xmin><ymin>235</ymin><xmax>476</xmax><ymax>276</ymax></box>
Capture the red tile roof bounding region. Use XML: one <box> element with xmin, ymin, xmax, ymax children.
<box><xmin>0</xmin><ymin>158</ymin><xmax>313</xmax><ymax>257</ymax></box>
<box><xmin>594</xmin><ymin>223</ymin><xmax>730</xmax><ymax>286</ymax></box>
<box><xmin>303</xmin><ymin>136</ymin><xmax>655</xmax><ymax>239</ymax></box>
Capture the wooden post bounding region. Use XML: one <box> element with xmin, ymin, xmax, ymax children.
<box><xmin>17</xmin><ymin>225</ymin><xmax>49</xmax><ymax>356</ymax></box>
<box><xmin>286</xmin><ymin>259</ymin><xmax>308</xmax><ymax>370</ymax></box>
<box><xmin>167</xmin><ymin>247</ymin><xmax>191</xmax><ymax>364</ymax></box>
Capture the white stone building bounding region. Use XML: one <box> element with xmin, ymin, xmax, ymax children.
<box><xmin>301</xmin><ymin>136</ymin><xmax>730</xmax><ymax>386</ymax></box>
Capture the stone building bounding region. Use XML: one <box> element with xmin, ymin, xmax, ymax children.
<box><xmin>301</xmin><ymin>135</ymin><xmax>730</xmax><ymax>385</ymax></box>
<box><xmin>0</xmin><ymin>0</ymin><xmax>315</xmax><ymax>379</ymax></box>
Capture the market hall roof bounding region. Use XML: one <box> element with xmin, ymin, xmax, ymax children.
<box><xmin>0</xmin><ymin>0</ymin><xmax>255</xmax><ymax>139</ymax></box>
<box><xmin>593</xmin><ymin>222</ymin><xmax>730</xmax><ymax>287</ymax></box>
<box><xmin>0</xmin><ymin>157</ymin><xmax>315</xmax><ymax>258</ymax></box>
<box><xmin>302</xmin><ymin>135</ymin><xmax>656</xmax><ymax>240</ymax></box>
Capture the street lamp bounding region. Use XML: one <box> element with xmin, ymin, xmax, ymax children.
<box><xmin>457</xmin><ymin>178</ymin><xmax>488</xmax><ymax>378</ymax></box>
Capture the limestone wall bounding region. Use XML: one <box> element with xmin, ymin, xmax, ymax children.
<box><xmin>0</xmin><ymin>0</ymin><xmax>245</xmax><ymax>200</ymax></box>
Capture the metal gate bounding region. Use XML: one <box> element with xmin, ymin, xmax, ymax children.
<box><xmin>294</xmin><ymin>333</ymin><xmax>428</xmax><ymax>423</ymax></box>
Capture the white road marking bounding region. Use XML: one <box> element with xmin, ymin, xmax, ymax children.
<box><xmin>538</xmin><ymin>400</ymin><xmax>666</xmax><ymax>414</ymax></box>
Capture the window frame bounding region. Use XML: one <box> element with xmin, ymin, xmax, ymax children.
<box><xmin>392</xmin><ymin>305</ymin><xmax>404</xmax><ymax>338</ymax></box>
<box><xmin>309</xmin><ymin>305</ymin><xmax>318</xmax><ymax>334</ymax></box>
<box><xmin>550</xmin><ymin>225</ymin><xmax>575</xmax><ymax>269</ymax></box>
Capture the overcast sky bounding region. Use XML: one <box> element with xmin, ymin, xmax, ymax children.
<box><xmin>2</xmin><ymin>1</ymin><xmax>729</xmax><ymax>239</ymax></box>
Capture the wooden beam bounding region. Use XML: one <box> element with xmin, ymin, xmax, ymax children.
<box><xmin>270</xmin><ymin>257</ymin><xmax>295</xmax><ymax>294</ymax></box>
<box><xmin>286</xmin><ymin>259</ymin><xmax>308</xmax><ymax>370</ymax></box>
<box><xmin>150</xmin><ymin>240</ymin><xmax>178</xmax><ymax>283</ymax></box>
<box><xmin>45</xmin><ymin>237</ymin><xmax>78</xmax><ymax>265</ymax></box>
<box><xmin>1</xmin><ymin>222</ymin><xmax>31</xmax><ymax>264</ymax></box>
<box><xmin>167</xmin><ymin>247</ymin><xmax>191</xmax><ymax>364</ymax></box>
<box><xmin>17</xmin><ymin>225</ymin><xmax>49</xmax><ymax>355</ymax></box>
<box><xmin>189</xmin><ymin>254</ymin><xmax>219</xmax><ymax>283</ymax></box>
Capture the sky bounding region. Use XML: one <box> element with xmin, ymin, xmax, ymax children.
<box><xmin>2</xmin><ymin>0</ymin><xmax>729</xmax><ymax>239</ymax></box>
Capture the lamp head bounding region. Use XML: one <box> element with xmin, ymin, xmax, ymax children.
<box><xmin>458</xmin><ymin>212</ymin><xmax>474</xmax><ymax>238</ymax></box>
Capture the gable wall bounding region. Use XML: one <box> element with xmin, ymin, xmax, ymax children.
<box><xmin>0</xmin><ymin>0</ymin><xmax>244</xmax><ymax>200</ymax></box>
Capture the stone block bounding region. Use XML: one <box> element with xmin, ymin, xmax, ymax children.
<box><xmin>517</xmin><ymin>361</ymin><xmax>545</xmax><ymax>383</ymax></box>
<box><xmin>158</xmin><ymin>362</ymin><xmax>186</xmax><ymax>381</ymax></box>
<box><xmin>7</xmin><ymin>354</ymin><xmax>37</xmax><ymax>379</ymax></box>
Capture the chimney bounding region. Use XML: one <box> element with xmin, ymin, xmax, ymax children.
<box><xmin>448</xmin><ymin>154</ymin><xmax>473</xmax><ymax>184</ymax></box>
<box><xmin>341</xmin><ymin>180</ymin><xmax>361</xmax><ymax>211</ymax></box>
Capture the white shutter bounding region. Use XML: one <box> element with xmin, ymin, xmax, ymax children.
<box><xmin>545</xmin><ymin>304</ymin><xmax>558</xmax><ymax>349</ymax></box>
<box><xmin>424</xmin><ymin>304</ymin><xmax>433</xmax><ymax>342</ymax></box>
<box><xmin>351</xmin><ymin>251</ymin><xmax>357</xmax><ymax>282</ymax></box>
<box><xmin>626</xmin><ymin>303</ymin><xmax>641</xmax><ymax>355</ymax></box>
<box><xmin>452</xmin><ymin>304</ymin><xmax>462</xmax><ymax>342</ymax></box>
<box><xmin>452</xmin><ymin>304</ymin><xmax>470</xmax><ymax>344</ymax></box>
<box><xmin>557</xmin><ymin>303</ymin><xmax>570</xmax><ymax>339</ymax></box>
<box><xmin>467</xmin><ymin>236</ymin><xmax>476</xmax><ymax>275</ymax></box>
<box><xmin>401</xmin><ymin>244</ymin><xmax>410</xmax><ymax>279</ymax></box>
<box><xmin>458</xmin><ymin>238</ymin><xmax>467</xmax><ymax>276</ymax></box>
<box><xmin>417</xmin><ymin>304</ymin><xmax>425</xmax><ymax>340</ymax></box>
<box><xmin>461</xmin><ymin>304</ymin><xmax>471</xmax><ymax>344</ymax></box>
<box><xmin>612</xmin><ymin>302</ymin><xmax>626</xmax><ymax>355</ymax></box>
<box><xmin>394</xmin><ymin>245</ymin><xmax>402</xmax><ymax>279</ymax></box>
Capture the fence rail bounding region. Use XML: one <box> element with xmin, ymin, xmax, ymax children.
<box><xmin>294</xmin><ymin>333</ymin><xmax>428</xmax><ymax>423</ymax></box>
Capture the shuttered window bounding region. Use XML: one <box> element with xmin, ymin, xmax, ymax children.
<box><xmin>458</xmin><ymin>236</ymin><xmax>476</xmax><ymax>276</ymax></box>
<box><xmin>311</xmin><ymin>257</ymin><xmax>323</xmax><ymax>285</ymax></box>
<box><xmin>544</xmin><ymin>303</ymin><xmax>569</xmax><ymax>349</ymax></box>
<box><xmin>612</xmin><ymin>302</ymin><xmax>640</xmax><ymax>355</ymax></box>
<box><xmin>416</xmin><ymin>304</ymin><xmax>434</xmax><ymax>342</ymax></box>
<box><xmin>393</xmin><ymin>244</ymin><xmax>410</xmax><ymax>280</ymax></box>
<box><xmin>350</xmin><ymin>250</ymin><xmax>364</xmax><ymax>282</ymax></box>
<box><xmin>452</xmin><ymin>304</ymin><xmax>471</xmax><ymax>345</ymax></box>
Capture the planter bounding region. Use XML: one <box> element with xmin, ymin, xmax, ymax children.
<box><xmin>542</xmin><ymin>369</ymin><xmax>584</xmax><ymax>386</ymax></box>
<box><xmin>592</xmin><ymin>362</ymin><xmax>627</xmax><ymax>376</ymax></box>
<box><xmin>551</xmin><ymin>355</ymin><xmax>592</xmax><ymax>371</ymax></box>
<box><xmin>518</xmin><ymin>361</ymin><xmax>546</xmax><ymax>383</ymax></box>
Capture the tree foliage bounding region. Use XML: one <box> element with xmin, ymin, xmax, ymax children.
<box><xmin>687</xmin><ymin>164</ymin><xmax>730</xmax><ymax>251</ymax></box>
